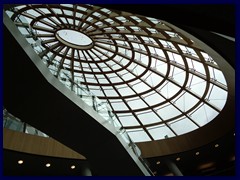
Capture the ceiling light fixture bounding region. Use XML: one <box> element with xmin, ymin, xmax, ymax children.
<box><xmin>214</xmin><ymin>144</ymin><xmax>219</xmax><ymax>148</ymax></box>
<box><xmin>195</xmin><ymin>152</ymin><xmax>200</xmax><ymax>156</ymax></box>
<box><xmin>45</xmin><ymin>163</ymin><xmax>51</xmax><ymax>167</ymax></box>
<box><xmin>71</xmin><ymin>165</ymin><xmax>76</xmax><ymax>169</ymax></box>
<box><xmin>156</xmin><ymin>161</ymin><xmax>161</xmax><ymax>165</ymax></box>
<box><xmin>18</xmin><ymin>160</ymin><xmax>23</xmax><ymax>164</ymax></box>
<box><xmin>176</xmin><ymin>157</ymin><xmax>181</xmax><ymax>161</ymax></box>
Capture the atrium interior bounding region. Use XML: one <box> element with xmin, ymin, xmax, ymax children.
<box><xmin>3</xmin><ymin>4</ymin><xmax>235</xmax><ymax>176</ymax></box>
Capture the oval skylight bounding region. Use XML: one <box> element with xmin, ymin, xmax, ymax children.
<box><xmin>56</xmin><ymin>29</ymin><xmax>93</xmax><ymax>48</ymax></box>
<box><xmin>7</xmin><ymin>4</ymin><xmax>229</xmax><ymax>143</ymax></box>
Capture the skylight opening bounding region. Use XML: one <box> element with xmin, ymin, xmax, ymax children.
<box><xmin>56</xmin><ymin>29</ymin><xmax>92</xmax><ymax>46</ymax></box>
<box><xmin>8</xmin><ymin>4</ymin><xmax>229</xmax><ymax>142</ymax></box>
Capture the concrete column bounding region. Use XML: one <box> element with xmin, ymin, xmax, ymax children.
<box><xmin>164</xmin><ymin>159</ymin><xmax>183</xmax><ymax>176</ymax></box>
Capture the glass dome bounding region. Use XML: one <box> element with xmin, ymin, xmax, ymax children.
<box><xmin>6</xmin><ymin>4</ymin><xmax>228</xmax><ymax>142</ymax></box>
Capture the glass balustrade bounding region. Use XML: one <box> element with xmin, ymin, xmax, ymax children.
<box><xmin>3</xmin><ymin>109</ymin><xmax>49</xmax><ymax>137</ymax></box>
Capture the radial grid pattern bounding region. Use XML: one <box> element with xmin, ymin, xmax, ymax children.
<box><xmin>6</xmin><ymin>4</ymin><xmax>228</xmax><ymax>142</ymax></box>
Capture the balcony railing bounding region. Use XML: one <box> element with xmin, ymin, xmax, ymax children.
<box><xmin>3</xmin><ymin>109</ymin><xmax>49</xmax><ymax>137</ymax></box>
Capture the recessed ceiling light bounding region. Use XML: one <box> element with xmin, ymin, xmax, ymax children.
<box><xmin>215</xmin><ymin>144</ymin><xmax>219</xmax><ymax>148</ymax></box>
<box><xmin>233</xmin><ymin>133</ymin><xmax>235</xmax><ymax>136</ymax></box>
<box><xmin>156</xmin><ymin>161</ymin><xmax>160</xmax><ymax>165</ymax></box>
<box><xmin>176</xmin><ymin>157</ymin><xmax>181</xmax><ymax>161</ymax></box>
<box><xmin>46</xmin><ymin>163</ymin><xmax>51</xmax><ymax>167</ymax></box>
<box><xmin>18</xmin><ymin>160</ymin><xmax>23</xmax><ymax>164</ymax></box>
<box><xmin>71</xmin><ymin>165</ymin><xmax>76</xmax><ymax>169</ymax></box>
<box><xmin>153</xmin><ymin>171</ymin><xmax>157</xmax><ymax>175</ymax></box>
<box><xmin>196</xmin><ymin>152</ymin><xmax>200</xmax><ymax>155</ymax></box>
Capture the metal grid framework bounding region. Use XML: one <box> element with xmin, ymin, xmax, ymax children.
<box><xmin>6</xmin><ymin>4</ymin><xmax>228</xmax><ymax>142</ymax></box>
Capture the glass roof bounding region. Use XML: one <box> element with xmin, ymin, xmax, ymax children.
<box><xmin>6</xmin><ymin>4</ymin><xmax>228</xmax><ymax>142</ymax></box>
<box><xmin>56</xmin><ymin>29</ymin><xmax>93</xmax><ymax>47</ymax></box>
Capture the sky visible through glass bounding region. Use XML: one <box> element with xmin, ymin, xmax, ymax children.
<box><xmin>6</xmin><ymin>4</ymin><xmax>228</xmax><ymax>142</ymax></box>
<box><xmin>57</xmin><ymin>29</ymin><xmax>92</xmax><ymax>46</ymax></box>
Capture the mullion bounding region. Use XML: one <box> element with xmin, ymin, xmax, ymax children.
<box><xmin>56</xmin><ymin>46</ymin><xmax>70</xmax><ymax>77</ymax></box>
<box><xmin>86</xmin><ymin>50</ymin><xmax>118</xmax><ymax>117</ymax></box>
<box><xmin>85</xmin><ymin>50</ymin><xmax>154</xmax><ymax>141</ymax></box>
<box><xmin>76</xmin><ymin>50</ymin><xmax>88</xmax><ymax>88</ymax></box>
<box><xmin>59</xmin><ymin>6</ymin><xmax>71</xmax><ymax>26</ymax></box>
<box><xmin>46</xmin><ymin>6</ymin><xmax>67</xmax><ymax>27</ymax></box>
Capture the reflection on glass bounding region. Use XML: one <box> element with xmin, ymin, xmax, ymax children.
<box><xmin>3</xmin><ymin>109</ymin><xmax>49</xmax><ymax>137</ymax></box>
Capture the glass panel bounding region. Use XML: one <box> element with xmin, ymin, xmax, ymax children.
<box><xmin>121</xmin><ymin>72</ymin><xmax>135</xmax><ymax>81</ymax></box>
<box><xmin>214</xmin><ymin>68</ymin><xmax>227</xmax><ymax>85</ymax></box>
<box><xmin>116</xmin><ymin>16</ymin><xmax>127</xmax><ymax>22</ymax></box>
<box><xmin>98</xmin><ymin>77</ymin><xmax>108</xmax><ymax>84</ymax></box>
<box><xmin>146</xmin><ymin>17</ymin><xmax>160</xmax><ymax>24</ymax></box>
<box><xmin>110</xmin><ymin>100</ymin><xmax>129</xmax><ymax>111</ymax></box>
<box><xmin>186</xmin><ymin>57</ymin><xmax>194</xmax><ymax>69</ymax></box>
<box><xmin>4</xmin><ymin>118</ymin><xmax>24</xmax><ymax>132</ymax></box>
<box><xmin>37</xmin><ymin>8</ymin><xmax>50</xmax><ymax>14</ymax></box>
<box><xmin>168</xmin><ymin>117</ymin><xmax>198</xmax><ymax>135</ymax></box>
<box><xmin>15</xmin><ymin>5</ymin><xmax>26</xmax><ymax>10</ymax></box>
<box><xmin>155</xmin><ymin>48</ymin><xmax>165</xmax><ymax>58</ymax></box>
<box><xmin>189</xmin><ymin>76</ymin><xmax>206</xmax><ymax>96</ymax></box>
<box><xmin>172</xmin><ymin>67</ymin><xmax>186</xmax><ymax>86</ymax></box>
<box><xmin>147</xmin><ymin>124</ymin><xmax>175</xmax><ymax>140</ymax></box>
<box><xmin>208</xmin><ymin>85</ymin><xmax>227</xmax><ymax>101</ymax></box>
<box><xmin>156</xmin><ymin>63</ymin><xmax>168</xmax><ymax>75</ymax></box>
<box><xmin>175</xmin><ymin>92</ymin><xmax>199</xmax><ymax>112</ymax></box>
<box><xmin>75</xmin><ymin>12</ymin><xmax>84</xmax><ymax>19</ymax></box>
<box><xmin>126</xmin><ymin>129</ymin><xmax>151</xmax><ymax>142</ymax></box>
<box><xmin>103</xmin><ymin>89</ymin><xmax>118</xmax><ymax>96</ymax></box>
<box><xmin>52</xmin><ymin>8</ymin><xmax>62</xmax><ymax>14</ymax></box>
<box><xmin>160</xmin><ymin>81</ymin><xmax>180</xmax><ymax>99</ymax></box>
<box><xmin>77</xmin><ymin>6</ymin><xmax>87</xmax><ymax>11</ymax></box>
<box><xmin>26</xmin><ymin>125</ymin><xmax>37</xmax><ymax>135</ymax></box>
<box><xmin>149</xmin><ymin>72</ymin><xmax>163</xmax><ymax>87</ymax></box>
<box><xmin>101</xmin><ymin>8</ymin><xmax>111</xmax><ymax>14</ymax></box>
<box><xmin>208</xmin><ymin>86</ymin><xmax>227</xmax><ymax>110</ymax></box>
<box><xmin>127</xmin><ymin>62</ymin><xmax>138</xmax><ymax>70</ymax></box>
<box><xmin>204</xmin><ymin>103</ymin><xmax>219</xmax><ymax>121</ymax></box>
<box><xmin>130</xmin><ymin>16</ymin><xmax>142</xmax><ymax>22</ymax></box>
<box><xmin>173</xmin><ymin>53</ymin><xmax>184</xmax><ymax>65</ymax></box>
<box><xmin>108</xmin><ymin>76</ymin><xmax>122</xmax><ymax>83</ymax></box>
<box><xmin>63</xmin><ymin>9</ymin><xmax>72</xmax><ymax>16</ymax></box>
<box><xmin>190</xmin><ymin>103</ymin><xmax>208</xmax><ymax>126</ymax></box>
<box><xmin>130</xmin><ymin>80</ymin><xmax>150</xmax><ymax>93</ymax></box>
<box><xmin>192</xmin><ymin>60</ymin><xmax>206</xmax><ymax>75</ymax></box>
<box><xmin>26</xmin><ymin>9</ymin><xmax>42</xmax><ymax>17</ymax></box>
<box><xmin>118</xmin><ymin>86</ymin><xmax>135</xmax><ymax>96</ymax></box>
<box><xmin>118</xmin><ymin>114</ymin><xmax>140</xmax><ymax>126</ymax></box>
<box><xmin>143</xmin><ymin>92</ymin><xmax>165</xmax><ymax>106</ymax></box>
<box><xmin>157</xmin><ymin>103</ymin><xmax>182</xmax><ymax>120</ymax></box>
<box><xmin>48</xmin><ymin>17</ymin><xmax>60</xmax><ymax>25</ymax></box>
<box><xmin>89</xmin><ymin>88</ymin><xmax>104</xmax><ymax>97</ymax></box>
<box><xmin>137</xmin><ymin>110</ymin><xmax>162</xmax><ymax>125</ymax></box>
<box><xmin>61</xmin><ymin>4</ymin><xmax>73</xmax><ymax>8</ymax></box>
<box><xmin>133</xmin><ymin>65</ymin><xmax>145</xmax><ymax>76</ymax></box>
<box><xmin>6</xmin><ymin>10</ymin><xmax>14</xmax><ymax>17</ymax></box>
<box><xmin>127</xmin><ymin>98</ymin><xmax>148</xmax><ymax>110</ymax></box>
